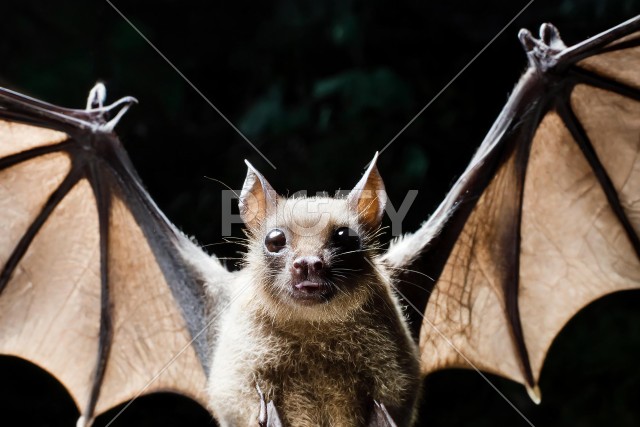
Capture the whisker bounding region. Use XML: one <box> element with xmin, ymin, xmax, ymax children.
<box><xmin>385</xmin><ymin>265</ymin><xmax>436</xmax><ymax>282</ymax></box>
<box><xmin>393</xmin><ymin>278</ymin><xmax>434</xmax><ymax>294</ymax></box>
<box><xmin>204</xmin><ymin>176</ymin><xmax>241</xmax><ymax>199</ymax></box>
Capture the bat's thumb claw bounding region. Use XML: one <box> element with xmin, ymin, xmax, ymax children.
<box><xmin>518</xmin><ymin>29</ymin><xmax>535</xmax><ymax>52</ymax></box>
<box><xmin>539</xmin><ymin>23</ymin><xmax>565</xmax><ymax>50</ymax></box>
<box><xmin>86</xmin><ymin>82</ymin><xmax>107</xmax><ymax>110</ymax></box>
<box><xmin>76</xmin><ymin>416</ymin><xmax>90</xmax><ymax>427</ymax></box>
<box><xmin>526</xmin><ymin>384</ymin><xmax>542</xmax><ymax>405</ymax></box>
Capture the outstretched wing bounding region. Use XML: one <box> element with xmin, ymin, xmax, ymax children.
<box><xmin>0</xmin><ymin>86</ymin><xmax>232</xmax><ymax>425</ymax></box>
<box><xmin>383</xmin><ymin>16</ymin><xmax>640</xmax><ymax>398</ymax></box>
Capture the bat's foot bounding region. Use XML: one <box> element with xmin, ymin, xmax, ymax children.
<box><xmin>367</xmin><ymin>401</ymin><xmax>398</xmax><ymax>427</ymax></box>
<box><xmin>254</xmin><ymin>385</ymin><xmax>399</xmax><ymax>426</ymax></box>
<box><xmin>256</xmin><ymin>384</ymin><xmax>283</xmax><ymax>427</ymax></box>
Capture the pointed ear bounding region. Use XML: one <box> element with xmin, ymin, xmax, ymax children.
<box><xmin>347</xmin><ymin>152</ymin><xmax>387</xmax><ymax>230</ymax></box>
<box><xmin>239</xmin><ymin>160</ymin><xmax>277</xmax><ymax>231</ymax></box>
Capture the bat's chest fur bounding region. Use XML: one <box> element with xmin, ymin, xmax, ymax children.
<box><xmin>207</xmin><ymin>292</ymin><xmax>420</xmax><ymax>427</ymax></box>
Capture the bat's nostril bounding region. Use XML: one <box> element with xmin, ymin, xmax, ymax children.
<box><xmin>292</xmin><ymin>256</ymin><xmax>323</xmax><ymax>274</ymax></box>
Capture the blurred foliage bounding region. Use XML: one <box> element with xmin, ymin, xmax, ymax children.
<box><xmin>1</xmin><ymin>0</ymin><xmax>640</xmax><ymax>426</ymax></box>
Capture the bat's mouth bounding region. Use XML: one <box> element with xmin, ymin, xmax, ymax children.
<box><xmin>290</xmin><ymin>280</ymin><xmax>335</xmax><ymax>305</ymax></box>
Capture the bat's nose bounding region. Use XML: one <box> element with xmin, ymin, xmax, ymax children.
<box><xmin>292</xmin><ymin>256</ymin><xmax>324</xmax><ymax>277</ymax></box>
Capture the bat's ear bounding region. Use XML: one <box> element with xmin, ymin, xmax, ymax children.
<box><xmin>239</xmin><ymin>161</ymin><xmax>277</xmax><ymax>231</ymax></box>
<box><xmin>347</xmin><ymin>152</ymin><xmax>387</xmax><ymax>230</ymax></box>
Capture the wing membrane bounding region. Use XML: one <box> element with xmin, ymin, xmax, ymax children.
<box><xmin>0</xmin><ymin>179</ymin><xmax>101</xmax><ymax>409</ymax></box>
<box><xmin>0</xmin><ymin>88</ymin><xmax>227</xmax><ymax>425</ymax></box>
<box><xmin>571</xmin><ymin>84</ymin><xmax>640</xmax><ymax>232</ymax></box>
<box><xmin>577</xmin><ymin>31</ymin><xmax>640</xmax><ymax>89</ymax></box>
<box><xmin>420</xmin><ymin>144</ymin><xmax>528</xmax><ymax>382</ymax></box>
<box><xmin>98</xmin><ymin>190</ymin><xmax>207</xmax><ymax>414</ymax></box>
<box><xmin>0</xmin><ymin>152</ymin><xmax>71</xmax><ymax>260</ymax></box>
<box><xmin>385</xmin><ymin>16</ymin><xmax>640</xmax><ymax>394</ymax></box>
<box><xmin>520</xmin><ymin>108</ymin><xmax>640</xmax><ymax>383</ymax></box>
<box><xmin>0</xmin><ymin>120</ymin><xmax>67</xmax><ymax>157</ymax></box>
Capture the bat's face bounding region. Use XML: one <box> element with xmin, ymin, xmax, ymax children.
<box><xmin>249</xmin><ymin>196</ymin><xmax>380</xmax><ymax>319</ymax></box>
<box><xmin>240</xmin><ymin>159</ymin><xmax>387</xmax><ymax>322</ymax></box>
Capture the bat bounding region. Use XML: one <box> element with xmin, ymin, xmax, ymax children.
<box><xmin>1</xmin><ymin>3</ymin><xmax>640</xmax><ymax>427</ymax></box>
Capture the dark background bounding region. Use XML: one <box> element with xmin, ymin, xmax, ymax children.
<box><xmin>1</xmin><ymin>0</ymin><xmax>640</xmax><ymax>426</ymax></box>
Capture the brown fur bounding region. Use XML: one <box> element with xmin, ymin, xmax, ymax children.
<box><xmin>208</xmin><ymin>169</ymin><xmax>421</xmax><ymax>426</ymax></box>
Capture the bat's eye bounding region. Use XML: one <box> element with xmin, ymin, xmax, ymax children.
<box><xmin>333</xmin><ymin>227</ymin><xmax>361</xmax><ymax>253</ymax></box>
<box><xmin>265</xmin><ymin>229</ymin><xmax>287</xmax><ymax>253</ymax></box>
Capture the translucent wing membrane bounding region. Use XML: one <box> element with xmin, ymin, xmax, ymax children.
<box><xmin>0</xmin><ymin>87</ymin><xmax>230</xmax><ymax>425</ymax></box>
<box><xmin>384</xmin><ymin>16</ymin><xmax>640</xmax><ymax>394</ymax></box>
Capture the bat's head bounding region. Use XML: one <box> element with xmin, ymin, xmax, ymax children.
<box><xmin>239</xmin><ymin>154</ymin><xmax>388</xmax><ymax>322</ymax></box>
